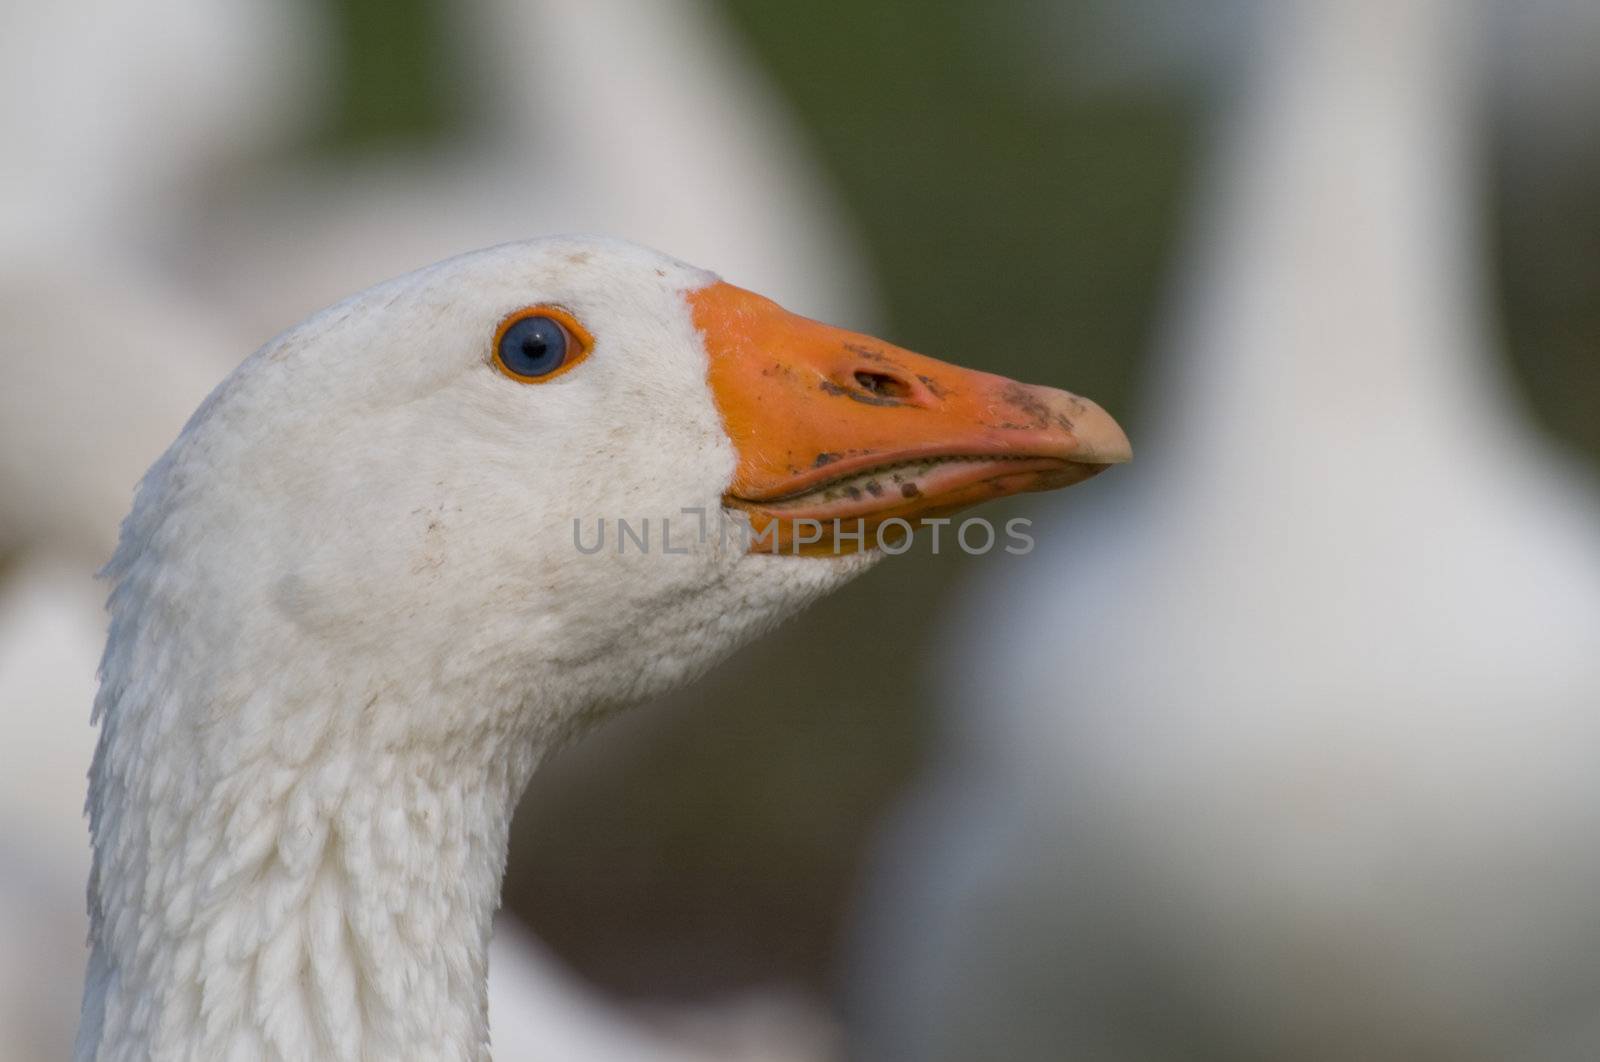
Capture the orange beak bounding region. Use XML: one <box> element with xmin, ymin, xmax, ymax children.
<box><xmin>688</xmin><ymin>282</ymin><xmax>1131</xmax><ymax>555</ymax></box>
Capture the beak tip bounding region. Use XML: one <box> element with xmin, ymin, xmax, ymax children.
<box><xmin>1090</xmin><ymin>432</ymin><xmax>1134</xmax><ymax>466</ymax></box>
<box><xmin>1063</xmin><ymin>397</ymin><xmax>1132</xmax><ymax>467</ymax></box>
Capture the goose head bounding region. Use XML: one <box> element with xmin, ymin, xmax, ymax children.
<box><xmin>83</xmin><ymin>235</ymin><xmax>1126</xmax><ymax>1058</ymax></box>
<box><xmin>108</xmin><ymin>236</ymin><xmax>1127</xmax><ymax>742</ymax></box>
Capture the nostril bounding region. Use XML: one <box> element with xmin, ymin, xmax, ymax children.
<box><xmin>854</xmin><ymin>370</ymin><xmax>913</xmax><ymax>400</ymax></box>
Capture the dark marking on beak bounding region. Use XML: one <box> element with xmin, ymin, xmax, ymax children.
<box><xmin>844</xmin><ymin>343</ymin><xmax>894</xmax><ymax>364</ymax></box>
<box><xmin>999</xmin><ymin>382</ymin><xmax>1076</xmax><ymax>433</ymax></box>
<box><xmin>1000</xmin><ymin>383</ymin><xmax>1055</xmax><ymax>428</ymax></box>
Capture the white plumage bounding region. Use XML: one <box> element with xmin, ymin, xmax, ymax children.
<box><xmin>76</xmin><ymin>238</ymin><xmax>881</xmax><ymax>1061</ymax></box>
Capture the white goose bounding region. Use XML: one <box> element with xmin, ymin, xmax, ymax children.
<box><xmin>180</xmin><ymin>1</ymin><xmax>877</xmax><ymax>1042</ymax></box>
<box><xmin>6</xmin><ymin>0</ymin><xmax>871</xmax><ymax>1053</ymax></box>
<box><xmin>75</xmin><ymin>236</ymin><xmax>1128</xmax><ymax>1061</ymax></box>
<box><xmin>853</xmin><ymin>1</ymin><xmax>1600</xmax><ymax>1058</ymax></box>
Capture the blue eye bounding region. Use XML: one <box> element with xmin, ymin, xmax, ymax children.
<box><xmin>495</xmin><ymin>313</ymin><xmax>576</xmax><ymax>381</ymax></box>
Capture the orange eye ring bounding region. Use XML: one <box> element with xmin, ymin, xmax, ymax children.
<box><xmin>492</xmin><ymin>305</ymin><xmax>594</xmax><ymax>383</ymax></box>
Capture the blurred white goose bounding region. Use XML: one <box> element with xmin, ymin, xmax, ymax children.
<box><xmin>74</xmin><ymin>236</ymin><xmax>1128</xmax><ymax>1061</ymax></box>
<box><xmin>190</xmin><ymin>0</ymin><xmax>872</xmax><ymax>337</ymax></box>
<box><xmin>0</xmin><ymin>0</ymin><xmax>308</xmax><ymax>561</ymax></box>
<box><xmin>853</xmin><ymin>1</ymin><xmax>1600</xmax><ymax>1059</ymax></box>
<box><xmin>0</xmin><ymin>0</ymin><xmax>307</xmax><ymax>259</ymax></box>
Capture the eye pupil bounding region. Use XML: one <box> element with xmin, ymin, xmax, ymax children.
<box><xmin>498</xmin><ymin>314</ymin><xmax>569</xmax><ymax>378</ymax></box>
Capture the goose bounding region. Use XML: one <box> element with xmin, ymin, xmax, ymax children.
<box><xmin>852</xmin><ymin>0</ymin><xmax>1600</xmax><ymax>1058</ymax></box>
<box><xmin>74</xmin><ymin>235</ymin><xmax>1129</xmax><ymax>1061</ymax></box>
<box><xmin>174</xmin><ymin>0</ymin><xmax>879</xmax><ymax>1042</ymax></box>
<box><xmin>6</xmin><ymin>0</ymin><xmax>872</xmax><ymax>1052</ymax></box>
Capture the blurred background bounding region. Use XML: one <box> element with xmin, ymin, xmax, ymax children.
<box><xmin>3</xmin><ymin>0</ymin><xmax>1599</xmax><ymax>1059</ymax></box>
